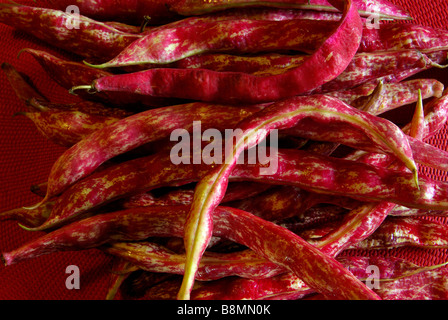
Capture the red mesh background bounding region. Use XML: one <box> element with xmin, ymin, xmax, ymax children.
<box><xmin>0</xmin><ymin>0</ymin><xmax>447</xmax><ymax>300</ymax></box>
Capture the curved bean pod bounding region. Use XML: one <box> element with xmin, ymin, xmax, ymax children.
<box><xmin>34</xmin><ymin>94</ymin><xmax>421</xmax><ymax>229</ymax></box>
<box><xmin>25</xmin><ymin>144</ymin><xmax>448</xmax><ymax>233</ymax></box>
<box><xmin>348</xmin><ymin>216</ymin><xmax>448</xmax><ymax>250</ymax></box>
<box><xmin>88</xmin><ymin>18</ymin><xmax>335</xmax><ymax>68</ymax></box>
<box><xmin>359</xmin><ymin>23</ymin><xmax>448</xmax><ymax>54</ymax></box>
<box><xmin>0</xmin><ymin>4</ymin><xmax>142</xmax><ymax>62</ymax></box>
<box><xmin>2</xmin><ymin>205</ymin><xmax>381</xmax><ymax>300</ymax></box>
<box><xmin>309</xmin><ymin>50</ymin><xmax>439</xmax><ymax>94</ymax></box>
<box><xmin>330</xmin><ymin>79</ymin><xmax>445</xmax><ymax>113</ymax></box>
<box><xmin>170</xmin><ymin>0</ymin><xmax>410</xmax><ymax>20</ymax></box>
<box><xmin>178</xmin><ymin>90</ymin><xmax>418</xmax><ymax>298</ymax></box>
<box><xmin>0</xmin><ymin>202</ymin><xmax>53</xmax><ymax>228</ymax></box>
<box><xmin>18</xmin><ymin>110</ymin><xmax>121</xmax><ymax>148</ymax></box>
<box><xmin>27</xmin><ymin>98</ymin><xmax>134</xmax><ymax>119</ymax></box>
<box><xmin>74</xmin><ymin>0</ymin><xmax>363</xmax><ymax>105</ymax></box>
<box><xmin>42</xmin><ymin>0</ymin><xmax>410</xmax><ymax>23</ymax></box>
<box><xmin>139</xmin><ymin>51</ymin><xmax>437</xmax><ymax>97</ymax></box>
<box><xmin>104</xmin><ymin>242</ymin><xmax>285</xmax><ymax>281</ymax></box>
<box><xmin>374</xmin><ymin>265</ymin><xmax>448</xmax><ymax>300</ymax></box>
<box><xmin>20</xmin><ymin>48</ymin><xmax>182</xmax><ymax>109</ymax></box>
<box><xmin>121</xmin><ymin>256</ymin><xmax>440</xmax><ymax>300</ymax></box>
<box><xmin>1</xmin><ymin>62</ymin><xmax>48</xmax><ymax>108</ymax></box>
<box><xmin>36</xmin><ymin>102</ymin><xmax>261</xmax><ymax>206</ymax></box>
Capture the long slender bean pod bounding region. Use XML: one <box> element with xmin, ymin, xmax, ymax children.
<box><xmin>1</xmin><ymin>62</ymin><xmax>48</xmax><ymax>108</ymax></box>
<box><xmin>169</xmin><ymin>0</ymin><xmax>410</xmax><ymax>20</ymax></box>
<box><xmin>348</xmin><ymin>216</ymin><xmax>448</xmax><ymax>250</ymax></box>
<box><xmin>104</xmin><ymin>242</ymin><xmax>285</xmax><ymax>281</ymax></box>
<box><xmin>178</xmin><ymin>92</ymin><xmax>418</xmax><ymax>299</ymax></box>
<box><xmin>0</xmin><ymin>4</ymin><xmax>142</xmax><ymax>61</ymax></box>
<box><xmin>18</xmin><ymin>110</ymin><xmax>121</xmax><ymax>148</ymax></box>
<box><xmin>42</xmin><ymin>0</ymin><xmax>410</xmax><ymax>23</ymax></box>
<box><xmin>32</xmin><ymin>103</ymin><xmax>261</xmax><ymax>208</ymax></box>
<box><xmin>20</xmin><ymin>48</ymin><xmax>182</xmax><ymax>109</ymax></box>
<box><xmin>2</xmin><ymin>205</ymin><xmax>381</xmax><ymax>300</ymax></box>
<box><xmin>73</xmin><ymin>0</ymin><xmax>363</xmax><ymax>105</ymax></box>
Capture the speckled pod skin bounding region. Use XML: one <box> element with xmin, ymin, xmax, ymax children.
<box><xmin>40</xmin><ymin>93</ymin><xmax>415</xmax><ymax>220</ymax></box>
<box><xmin>330</xmin><ymin>79</ymin><xmax>444</xmax><ymax>114</ymax></box>
<box><xmin>41</xmin><ymin>102</ymin><xmax>261</xmax><ymax>203</ymax></box>
<box><xmin>104</xmin><ymin>242</ymin><xmax>285</xmax><ymax>281</ymax></box>
<box><xmin>359</xmin><ymin>23</ymin><xmax>448</xmax><ymax>54</ymax></box>
<box><xmin>2</xmin><ymin>205</ymin><xmax>381</xmax><ymax>300</ymax></box>
<box><xmin>120</xmin><ymin>182</ymin><xmax>272</xmax><ymax>209</ymax></box>
<box><xmin>91</xmin><ymin>18</ymin><xmax>336</xmax><ymax>67</ymax></box>
<box><xmin>170</xmin><ymin>0</ymin><xmax>410</xmax><ymax>20</ymax></box>
<box><xmin>349</xmin><ymin>216</ymin><xmax>448</xmax><ymax>250</ymax></box>
<box><xmin>1</xmin><ymin>62</ymin><xmax>48</xmax><ymax>108</ymax></box>
<box><xmin>28</xmin><ymin>99</ymin><xmax>134</xmax><ymax>118</ymax></box>
<box><xmin>21</xmin><ymin>48</ymin><xmax>183</xmax><ymax>108</ymax></box>
<box><xmin>311</xmin><ymin>50</ymin><xmax>442</xmax><ymax>94</ymax></box>
<box><xmin>0</xmin><ymin>4</ymin><xmax>141</xmax><ymax>62</ymax></box>
<box><xmin>110</xmin><ymin>252</ymin><xmax>436</xmax><ymax>300</ymax></box>
<box><xmin>86</xmin><ymin>0</ymin><xmax>362</xmax><ymax>105</ymax></box>
<box><xmin>21</xmin><ymin>111</ymin><xmax>121</xmax><ymax>147</ymax></box>
<box><xmin>26</xmin><ymin>142</ymin><xmax>448</xmax><ymax>233</ymax></box>
<box><xmin>40</xmin><ymin>0</ymin><xmax>410</xmax><ymax>24</ymax></box>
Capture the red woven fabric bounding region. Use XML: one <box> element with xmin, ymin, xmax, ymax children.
<box><xmin>0</xmin><ymin>0</ymin><xmax>447</xmax><ymax>300</ymax></box>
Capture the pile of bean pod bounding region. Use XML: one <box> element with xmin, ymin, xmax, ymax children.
<box><xmin>2</xmin><ymin>0</ymin><xmax>448</xmax><ymax>300</ymax></box>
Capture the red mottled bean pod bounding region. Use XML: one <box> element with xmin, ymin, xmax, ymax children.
<box><xmin>18</xmin><ymin>110</ymin><xmax>121</xmax><ymax>148</ymax></box>
<box><xmin>0</xmin><ymin>4</ymin><xmax>142</xmax><ymax>62</ymax></box>
<box><xmin>2</xmin><ymin>205</ymin><xmax>381</xmax><ymax>300</ymax></box>
<box><xmin>74</xmin><ymin>0</ymin><xmax>363</xmax><ymax>105</ymax></box>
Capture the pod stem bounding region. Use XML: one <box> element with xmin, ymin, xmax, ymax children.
<box><xmin>69</xmin><ymin>85</ymin><xmax>98</xmax><ymax>95</ymax></box>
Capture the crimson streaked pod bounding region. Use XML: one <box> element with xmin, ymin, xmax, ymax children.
<box><xmin>39</xmin><ymin>89</ymin><xmax>426</xmax><ymax>210</ymax></box>
<box><xmin>329</xmin><ymin>79</ymin><xmax>444</xmax><ymax>113</ymax></box>
<box><xmin>138</xmin><ymin>51</ymin><xmax>439</xmax><ymax>98</ymax></box>
<box><xmin>104</xmin><ymin>242</ymin><xmax>285</xmax><ymax>281</ymax></box>
<box><xmin>0</xmin><ymin>4</ymin><xmax>142</xmax><ymax>61</ymax></box>
<box><xmin>1</xmin><ymin>62</ymin><xmax>48</xmax><ymax>109</ymax></box>
<box><xmin>40</xmin><ymin>0</ymin><xmax>411</xmax><ymax>23</ymax></box>
<box><xmin>33</xmin><ymin>102</ymin><xmax>262</xmax><ymax>207</ymax></box>
<box><xmin>20</xmin><ymin>48</ymin><xmax>183</xmax><ymax>109</ymax></box>
<box><xmin>120</xmin><ymin>182</ymin><xmax>272</xmax><ymax>209</ymax></box>
<box><xmin>348</xmin><ymin>216</ymin><xmax>448</xmax><ymax>250</ymax></box>
<box><xmin>27</xmin><ymin>138</ymin><xmax>448</xmax><ymax>234</ymax></box>
<box><xmin>373</xmin><ymin>265</ymin><xmax>448</xmax><ymax>300</ymax></box>
<box><xmin>87</xmin><ymin>18</ymin><xmax>336</xmax><ymax>68</ymax></box>
<box><xmin>178</xmin><ymin>91</ymin><xmax>417</xmax><ymax>298</ymax></box>
<box><xmin>105</xmin><ymin>242</ymin><xmax>440</xmax><ymax>286</ymax></box>
<box><xmin>310</xmin><ymin>50</ymin><xmax>442</xmax><ymax>94</ymax></box>
<box><xmin>359</xmin><ymin>23</ymin><xmax>448</xmax><ymax>54</ymax></box>
<box><xmin>169</xmin><ymin>0</ymin><xmax>411</xmax><ymax>20</ymax></box>
<box><xmin>129</xmin><ymin>256</ymin><xmax>444</xmax><ymax>300</ymax></box>
<box><xmin>72</xmin><ymin>0</ymin><xmax>363</xmax><ymax>105</ymax></box>
<box><xmin>2</xmin><ymin>205</ymin><xmax>381</xmax><ymax>300</ymax></box>
<box><xmin>18</xmin><ymin>110</ymin><xmax>121</xmax><ymax>148</ymax></box>
<box><xmin>30</xmin><ymin>96</ymin><xmax>426</xmax><ymax>232</ymax></box>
